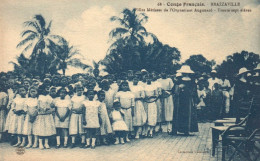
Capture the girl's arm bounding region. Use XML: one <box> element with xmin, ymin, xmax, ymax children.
<box><xmin>61</xmin><ymin>106</ymin><xmax>70</xmax><ymax>122</ymax></box>
<box><xmin>55</xmin><ymin>106</ymin><xmax>61</xmax><ymax>120</ymax></box>
<box><xmin>82</xmin><ymin>105</ymin><xmax>86</xmax><ymax>125</ymax></box>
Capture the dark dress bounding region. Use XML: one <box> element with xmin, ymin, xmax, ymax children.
<box><xmin>233</xmin><ymin>80</ymin><xmax>252</xmax><ymax>123</ymax></box>
<box><xmin>172</xmin><ymin>80</ymin><xmax>199</xmax><ymax>134</ymax></box>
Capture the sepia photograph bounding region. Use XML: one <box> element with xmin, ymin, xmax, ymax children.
<box><xmin>0</xmin><ymin>0</ymin><xmax>259</xmax><ymax>160</ymax></box>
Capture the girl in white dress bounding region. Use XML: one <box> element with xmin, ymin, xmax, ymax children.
<box><xmin>23</xmin><ymin>87</ymin><xmax>38</xmax><ymax>148</ymax></box>
<box><xmin>110</xmin><ymin>100</ymin><xmax>128</xmax><ymax>144</ymax></box>
<box><xmin>131</xmin><ymin>77</ymin><xmax>147</xmax><ymax>139</ymax></box>
<box><xmin>9</xmin><ymin>85</ymin><xmax>27</xmax><ymax>147</ymax></box>
<box><xmin>82</xmin><ymin>90</ymin><xmax>102</xmax><ymax>149</ymax></box>
<box><xmin>144</xmin><ymin>75</ymin><xmax>158</xmax><ymax>138</ymax></box>
<box><xmin>159</xmin><ymin>72</ymin><xmax>174</xmax><ymax>133</ymax></box>
<box><xmin>0</xmin><ymin>86</ymin><xmax>8</xmax><ymax>142</ymax></box>
<box><xmin>53</xmin><ymin>87</ymin><xmax>71</xmax><ymax>148</ymax></box>
<box><xmin>97</xmin><ymin>90</ymin><xmax>113</xmax><ymax>145</ymax></box>
<box><xmin>114</xmin><ymin>81</ymin><xmax>135</xmax><ymax>142</ymax></box>
<box><xmin>69</xmin><ymin>84</ymin><xmax>85</xmax><ymax>148</ymax></box>
<box><xmin>34</xmin><ymin>88</ymin><xmax>56</xmax><ymax>149</ymax></box>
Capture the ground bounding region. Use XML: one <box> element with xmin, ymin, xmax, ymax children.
<box><xmin>0</xmin><ymin>123</ymin><xmax>257</xmax><ymax>161</ymax></box>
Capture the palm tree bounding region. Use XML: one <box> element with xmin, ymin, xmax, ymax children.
<box><xmin>49</xmin><ymin>39</ymin><xmax>90</xmax><ymax>75</ymax></box>
<box><xmin>16</xmin><ymin>14</ymin><xmax>63</xmax><ymax>75</ymax></box>
<box><xmin>9</xmin><ymin>53</ymin><xmax>31</xmax><ymax>75</ymax></box>
<box><xmin>109</xmin><ymin>8</ymin><xmax>158</xmax><ymax>44</ymax></box>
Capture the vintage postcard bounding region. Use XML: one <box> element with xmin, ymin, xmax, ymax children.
<box><xmin>0</xmin><ymin>0</ymin><xmax>259</xmax><ymax>161</ymax></box>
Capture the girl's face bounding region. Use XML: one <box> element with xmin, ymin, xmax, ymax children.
<box><xmin>24</xmin><ymin>81</ymin><xmax>30</xmax><ymax>89</ymax></box>
<box><xmin>60</xmin><ymin>89</ymin><xmax>67</xmax><ymax>99</ymax></box>
<box><xmin>98</xmin><ymin>93</ymin><xmax>105</xmax><ymax>102</ymax></box>
<box><xmin>122</xmin><ymin>83</ymin><xmax>128</xmax><ymax>91</ymax></box>
<box><xmin>147</xmin><ymin>78</ymin><xmax>152</xmax><ymax>84</ymax></box>
<box><xmin>50</xmin><ymin>88</ymin><xmax>57</xmax><ymax>96</ymax></box>
<box><xmin>30</xmin><ymin>89</ymin><xmax>37</xmax><ymax>98</ymax></box>
<box><xmin>61</xmin><ymin>78</ymin><xmax>67</xmax><ymax>86</ymax></box>
<box><xmin>133</xmin><ymin>78</ymin><xmax>138</xmax><ymax>85</ymax></box>
<box><xmin>76</xmin><ymin>88</ymin><xmax>83</xmax><ymax>96</ymax></box>
<box><xmin>19</xmin><ymin>88</ymin><xmax>27</xmax><ymax>97</ymax></box>
<box><xmin>87</xmin><ymin>91</ymin><xmax>95</xmax><ymax>100</ymax></box>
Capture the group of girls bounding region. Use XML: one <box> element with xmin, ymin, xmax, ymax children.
<box><xmin>0</xmin><ymin>70</ymin><xmax>176</xmax><ymax>150</ymax></box>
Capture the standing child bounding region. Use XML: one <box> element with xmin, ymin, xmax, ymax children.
<box><xmin>53</xmin><ymin>88</ymin><xmax>71</xmax><ymax>148</ymax></box>
<box><xmin>114</xmin><ymin>81</ymin><xmax>134</xmax><ymax>142</ymax></box>
<box><xmin>0</xmin><ymin>84</ymin><xmax>8</xmax><ymax>142</ymax></box>
<box><xmin>97</xmin><ymin>90</ymin><xmax>113</xmax><ymax>145</ymax></box>
<box><xmin>110</xmin><ymin>100</ymin><xmax>128</xmax><ymax>144</ymax></box>
<box><xmin>23</xmin><ymin>86</ymin><xmax>39</xmax><ymax>148</ymax></box>
<box><xmin>8</xmin><ymin>85</ymin><xmax>27</xmax><ymax>147</ymax></box>
<box><xmin>82</xmin><ymin>90</ymin><xmax>102</xmax><ymax>149</ymax></box>
<box><xmin>144</xmin><ymin>75</ymin><xmax>158</xmax><ymax>138</ymax></box>
<box><xmin>69</xmin><ymin>84</ymin><xmax>85</xmax><ymax>148</ymax></box>
<box><xmin>130</xmin><ymin>77</ymin><xmax>146</xmax><ymax>139</ymax></box>
<box><xmin>34</xmin><ymin>87</ymin><xmax>56</xmax><ymax>149</ymax></box>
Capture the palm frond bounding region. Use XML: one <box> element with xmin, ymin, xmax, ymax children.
<box><xmin>21</xmin><ymin>30</ymin><xmax>38</xmax><ymax>37</ymax></box>
<box><xmin>110</xmin><ymin>16</ymin><xmax>129</xmax><ymax>28</ymax></box>
<box><xmin>67</xmin><ymin>58</ymin><xmax>90</xmax><ymax>69</ymax></box>
<box><xmin>50</xmin><ymin>35</ymin><xmax>66</xmax><ymax>44</ymax></box>
<box><xmin>17</xmin><ymin>34</ymin><xmax>37</xmax><ymax>48</ymax></box>
<box><xmin>34</xmin><ymin>14</ymin><xmax>46</xmax><ymax>29</ymax></box>
<box><xmin>47</xmin><ymin>20</ymin><xmax>52</xmax><ymax>31</ymax></box>
<box><xmin>22</xmin><ymin>43</ymin><xmax>33</xmax><ymax>52</ymax></box>
<box><xmin>24</xmin><ymin>21</ymin><xmax>41</xmax><ymax>33</ymax></box>
<box><xmin>109</xmin><ymin>27</ymin><xmax>129</xmax><ymax>39</ymax></box>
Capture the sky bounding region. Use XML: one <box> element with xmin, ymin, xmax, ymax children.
<box><xmin>0</xmin><ymin>0</ymin><xmax>259</xmax><ymax>75</ymax></box>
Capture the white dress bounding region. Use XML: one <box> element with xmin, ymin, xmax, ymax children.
<box><xmin>54</xmin><ymin>97</ymin><xmax>72</xmax><ymax>128</ymax></box>
<box><xmin>4</xmin><ymin>89</ymin><xmax>15</xmax><ymax>132</ymax></box>
<box><xmin>34</xmin><ymin>95</ymin><xmax>56</xmax><ymax>136</ymax></box>
<box><xmin>8</xmin><ymin>97</ymin><xmax>27</xmax><ymax>134</ymax></box>
<box><xmin>152</xmin><ymin>81</ymin><xmax>163</xmax><ymax>123</ymax></box>
<box><xmin>69</xmin><ymin>95</ymin><xmax>85</xmax><ymax>135</ymax></box>
<box><xmin>130</xmin><ymin>85</ymin><xmax>147</xmax><ymax>126</ymax></box>
<box><xmin>114</xmin><ymin>91</ymin><xmax>135</xmax><ymax>131</ymax></box>
<box><xmin>99</xmin><ymin>102</ymin><xmax>113</xmax><ymax>135</ymax></box>
<box><xmin>159</xmin><ymin>78</ymin><xmax>174</xmax><ymax>122</ymax></box>
<box><xmin>0</xmin><ymin>92</ymin><xmax>8</xmax><ymax>132</ymax></box>
<box><xmin>197</xmin><ymin>89</ymin><xmax>206</xmax><ymax>109</ymax></box>
<box><xmin>144</xmin><ymin>84</ymin><xmax>158</xmax><ymax>126</ymax></box>
<box><xmin>104</xmin><ymin>88</ymin><xmax>116</xmax><ymax>115</ymax></box>
<box><xmin>22</xmin><ymin>97</ymin><xmax>38</xmax><ymax>135</ymax></box>
<box><xmin>82</xmin><ymin>100</ymin><xmax>101</xmax><ymax>129</ymax></box>
<box><xmin>110</xmin><ymin>110</ymin><xmax>128</xmax><ymax>131</ymax></box>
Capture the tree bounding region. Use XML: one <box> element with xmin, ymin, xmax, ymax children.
<box><xmin>49</xmin><ymin>39</ymin><xmax>90</xmax><ymax>75</ymax></box>
<box><xmin>109</xmin><ymin>8</ymin><xmax>156</xmax><ymax>45</ymax></box>
<box><xmin>184</xmin><ymin>54</ymin><xmax>215</xmax><ymax>74</ymax></box>
<box><xmin>16</xmin><ymin>14</ymin><xmax>63</xmax><ymax>75</ymax></box>
<box><xmin>216</xmin><ymin>51</ymin><xmax>260</xmax><ymax>81</ymax></box>
<box><xmin>101</xmin><ymin>8</ymin><xmax>180</xmax><ymax>74</ymax></box>
<box><xmin>9</xmin><ymin>54</ymin><xmax>31</xmax><ymax>75</ymax></box>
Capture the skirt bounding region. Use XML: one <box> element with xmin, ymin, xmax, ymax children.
<box><xmin>133</xmin><ymin>100</ymin><xmax>147</xmax><ymax>126</ymax></box>
<box><xmin>55</xmin><ymin>115</ymin><xmax>70</xmax><ymax>128</ymax></box>
<box><xmin>34</xmin><ymin>114</ymin><xmax>56</xmax><ymax>136</ymax></box>
<box><xmin>121</xmin><ymin>108</ymin><xmax>133</xmax><ymax>131</ymax></box>
<box><xmin>69</xmin><ymin>113</ymin><xmax>84</xmax><ymax>135</ymax></box>
<box><xmin>156</xmin><ymin>99</ymin><xmax>163</xmax><ymax>123</ymax></box>
<box><xmin>22</xmin><ymin>114</ymin><xmax>35</xmax><ymax>135</ymax></box>
<box><xmin>112</xmin><ymin>120</ymin><xmax>128</xmax><ymax>131</ymax></box>
<box><xmin>0</xmin><ymin>109</ymin><xmax>6</xmax><ymax>132</ymax></box>
<box><xmin>100</xmin><ymin>113</ymin><xmax>113</xmax><ymax>135</ymax></box>
<box><xmin>8</xmin><ymin>114</ymin><xmax>25</xmax><ymax>134</ymax></box>
<box><xmin>164</xmin><ymin>96</ymin><xmax>174</xmax><ymax>121</ymax></box>
<box><xmin>4</xmin><ymin>110</ymin><xmax>14</xmax><ymax>132</ymax></box>
<box><xmin>147</xmin><ymin>102</ymin><xmax>157</xmax><ymax>126</ymax></box>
